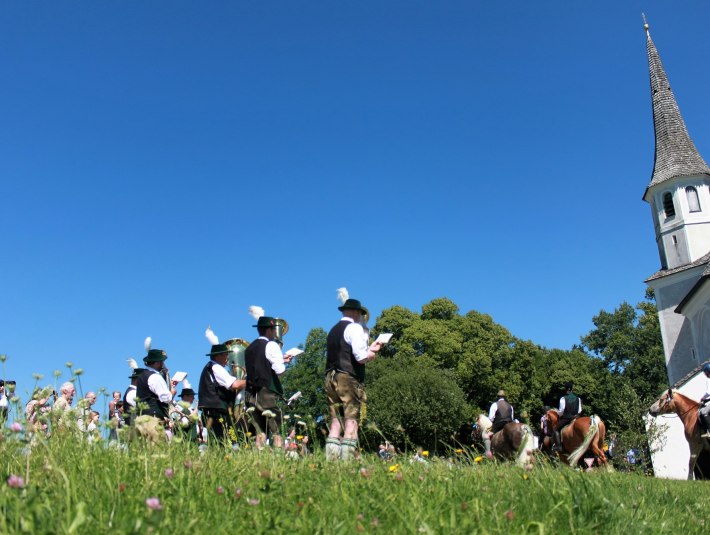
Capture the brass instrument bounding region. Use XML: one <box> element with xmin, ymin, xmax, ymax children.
<box><xmin>273</xmin><ymin>318</ymin><xmax>289</xmax><ymax>343</ymax></box>
<box><xmin>224</xmin><ymin>337</ymin><xmax>249</xmax><ymax>409</ymax></box>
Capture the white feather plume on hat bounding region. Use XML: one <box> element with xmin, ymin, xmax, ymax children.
<box><xmin>205</xmin><ymin>326</ymin><xmax>219</xmax><ymax>346</ymax></box>
<box><xmin>337</xmin><ymin>287</ymin><xmax>349</xmax><ymax>304</ymax></box>
<box><xmin>183</xmin><ymin>379</ymin><xmax>192</xmax><ymax>389</ymax></box>
<box><xmin>249</xmin><ymin>306</ymin><xmax>265</xmax><ymax>320</ymax></box>
<box><xmin>127</xmin><ymin>358</ymin><xmax>138</xmax><ymax>370</ymax></box>
<box><xmin>144</xmin><ymin>337</ymin><xmax>152</xmax><ymax>352</ymax></box>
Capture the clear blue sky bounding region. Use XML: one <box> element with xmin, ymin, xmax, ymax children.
<box><xmin>2</xmin><ymin>2</ymin><xmax>709</xmax><ymax>401</ymax></box>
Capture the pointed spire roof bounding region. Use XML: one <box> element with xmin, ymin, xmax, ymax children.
<box><xmin>644</xmin><ymin>19</ymin><xmax>710</xmax><ymax>195</ymax></box>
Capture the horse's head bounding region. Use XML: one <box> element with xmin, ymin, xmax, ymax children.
<box><xmin>649</xmin><ymin>388</ymin><xmax>675</xmax><ymax>417</ymax></box>
<box><xmin>545</xmin><ymin>408</ymin><xmax>559</xmax><ymax>426</ymax></box>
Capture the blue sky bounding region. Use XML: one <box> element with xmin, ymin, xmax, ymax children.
<box><xmin>2</xmin><ymin>2</ymin><xmax>710</xmax><ymax>401</ymax></box>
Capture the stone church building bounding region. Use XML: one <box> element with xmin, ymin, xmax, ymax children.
<box><xmin>641</xmin><ymin>23</ymin><xmax>710</xmax><ymax>479</ymax></box>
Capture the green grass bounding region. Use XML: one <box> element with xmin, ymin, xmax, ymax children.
<box><xmin>0</xmin><ymin>431</ymin><xmax>708</xmax><ymax>534</ymax></box>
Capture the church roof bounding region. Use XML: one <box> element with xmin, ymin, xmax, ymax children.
<box><xmin>645</xmin><ymin>250</ymin><xmax>710</xmax><ymax>283</ymax></box>
<box><xmin>644</xmin><ymin>23</ymin><xmax>710</xmax><ymax>197</ymax></box>
<box><xmin>672</xmin><ymin>360</ymin><xmax>710</xmax><ymax>390</ymax></box>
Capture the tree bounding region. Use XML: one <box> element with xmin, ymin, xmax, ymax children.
<box><xmin>281</xmin><ymin>328</ymin><xmax>329</xmax><ymax>421</ymax></box>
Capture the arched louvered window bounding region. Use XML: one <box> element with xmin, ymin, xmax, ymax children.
<box><xmin>663</xmin><ymin>192</ymin><xmax>676</xmax><ymax>219</ymax></box>
<box><xmin>686</xmin><ymin>186</ymin><xmax>701</xmax><ymax>212</ymax></box>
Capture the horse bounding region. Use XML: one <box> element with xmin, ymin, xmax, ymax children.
<box><xmin>544</xmin><ymin>409</ymin><xmax>610</xmax><ymax>470</ymax></box>
<box><xmin>476</xmin><ymin>414</ymin><xmax>534</xmax><ymax>468</ymax></box>
<box><xmin>649</xmin><ymin>388</ymin><xmax>710</xmax><ymax>480</ymax></box>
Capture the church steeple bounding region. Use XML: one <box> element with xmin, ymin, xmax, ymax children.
<box><xmin>645</xmin><ymin>20</ymin><xmax>710</xmax><ymax>196</ymax></box>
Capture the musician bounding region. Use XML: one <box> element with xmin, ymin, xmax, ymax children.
<box><xmin>135</xmin><ymin>347</ymin><xmax>176</xmax><ymax>423</ymax></box>
<box><xmin>324</xmin><ymin>296</ymin><xmax>382</xmax><ymax>461</ymax></box>
<box><xmin>552</xmin><ymin>381</ymin><xmax>581</xmax><ymax>451</ymax></box>
<box><xmin>245</xmin><ymin>315</ymin><xmax>293</xmax><ymax>449</ymax></box>
<box><xmin>123</xmin><ymin>369</ymin><xmax>142</xmax><ymax>426</ymax></box>
<box><xmin>483</xmin><ymin>390</ymin><xmax>514</xmax><ymax>458</ymax></box>
<box><xmin>198</xmin><ymin>343</ymin><xmax>245</xmax><ymax>447</ymax></box>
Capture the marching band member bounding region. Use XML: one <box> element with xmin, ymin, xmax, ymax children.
<box><xmin>324</xmin><ymin>288</ymin><xmax>382</xmax><ymax>461</ymax></box>
<box><xmin>198</xmin><ymin>327</ymin><xmax>245</xmax><ymax>447</ymax></box>
<box><xmin>134</xmin><ymin>337</ymin><xmax>176</xmax><ymax>442</ymax></box>
<box><xmin>245</xmin><ymin>307</ymin><xmax>293</xmax><ymax>449</ymax></box>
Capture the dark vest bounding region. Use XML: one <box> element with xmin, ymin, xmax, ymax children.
<box><xmin>326</xmin><ymin>320</ymin><xmax>365</xmax><ymax>383</ymax></box>
<box><xmin>198</xmin><ymin>361</ymin><xmax>236</xmax><ymax>411</ymax></box>
<box><xmin>562</xmin><ymin>393</ymin><xmax>579</xmax><ymax>418</ymax></box>
<box><xmin>135</xmin><ymin>369</ymin><xmax>169</xmax><ymax>419</ymax></box>
<box><xmin>123</xmin><ymin>385</ymin><xmax>136</xmax><ymax>425</ymax></box>
<box><xmin>494</xmin><ymin>399</ymin><xmax>513</xmax><ymax>424</ymax></box>
<box><xmin>245</xmin><ymin>338</ymin><xmax>283</xmax><ymax>395</ymax></box>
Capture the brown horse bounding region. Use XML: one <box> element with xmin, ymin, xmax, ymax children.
<box><xmin>544</xmin><ymin>410</ymin><xmax>609</xmax><ymax>470</ymax></box>
<box><xmin>476</xmin><ymin>414</ymin><xmax>534</xmax><ymax>467</ymax></box>
<box><xmin>649</xmin><ymin>388</ymin><xmax>710</xmax><ymax>480</ymax></box>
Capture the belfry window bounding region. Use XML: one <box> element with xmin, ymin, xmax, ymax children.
<box><xmin>686</xmin><ymin>186</ymin><xmax>701</xmax><ymax>212</ymax></box>
<box><xmin>663</xmin><ymin>192</ymin><xmax>676</xmax><ymax>219</ymax></box>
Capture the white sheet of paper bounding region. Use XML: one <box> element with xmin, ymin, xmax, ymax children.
<box><xmin>171</xmin><ymin>371</ymin><xmax>187</xmax><ymax>383</ymax></box>
<box><xmin>285</xmin><ymin>348</ymin><xmax>304</xmax><ymax>358</ymax></box>
<box><xmin>375</xmin><ymin>333</ymin><xmax>393</xmax><ymax>344</ymax></box>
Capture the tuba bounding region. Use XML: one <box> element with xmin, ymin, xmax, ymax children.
<box><xmin>224</xmin><ymin>338</ymin><xmax>249</xmax><ymax>416</ymax></box>
<box><xmin>273</xmin><ymin>318</ymin><xmax>289</xmax><ymax>344</ymax></box>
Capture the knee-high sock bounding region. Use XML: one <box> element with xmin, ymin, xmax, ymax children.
<box><xmin>325</xmin><ymin>437</ymin><xmax>341</xmax><ymax>461</ymax></box>
<box><xmin>340</xmin><ymin>438</ymin><xmax>358</xmax><ymax>460</ymax></box>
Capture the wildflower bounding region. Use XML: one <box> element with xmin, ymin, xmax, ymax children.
<box><xmin>53</xmin><ymin>370</ymin><xmax>61</xmax><ymax>378</ymax></box>
<box><xmin>505</xmin><ymin>510</ymin><xmax>515</xmax><ymax>521</ymax></box>
<box><xmin>7</xmin><ymin>475</ymin><xmax>24</xmax><ymax>488</ymax></box>
<box><xmin>259</xmin><ymin>470</ymin><xmax>271</xmax><ymax>479</ymax></box>
<box><xmin>183</xmin><ymin>460</ymin><xmax>193</xmax><ymax>470</ymax></box>
<box><xmin>394</xmin><ymin>472</ymin><xmax>404</xmax><ymax>482</ymax></box>
<box><xmin>248</xmin><ymin>498</ymin><xmax>260</xmax><ymax>506</ymax></box>
<box><xmin>216</xmin><ymin>486</ymin><xmax>224</xmax><ymax>495</ymax></box>
<box><xmin>523</xmin><ymin>473</ymin><xmax>529</xmax><ymax>480</ymax></box>
<box><xmin>65</xmin><ymin>362</ymin><xmax>73</xmax><ymax>368</ymax></box>
<box><xmin>371</xmin><ymin>517</ymin><xmax>380</xmax><ymax>527</ymax></box>
<box><xmin>297</xmin><ymin>420</ymin><xmax>307</xmax><ymax>427</ymax></box>
<box><xmin>262</xmin><ymin>410</ymin><xmax>276</xmax><ymax>418</ymax></box>
<box><xmin>294</xmin><ymin>414</ymin><xmax>302</xmax><ymax>419</ymax></box>
<box><xmin>419</xmin><ymin>475</ymin><xmax>424</xmax><ymax>481</ymax></box>
<box><xmin>246</xmin><ymin>432</ymin><xmax>252</xmax><ymax>437</ymax></box>
<box><xmin>296</xmin><ymin>435</ymin><xmax>304</xmax><ymax>440</ymax></box>
<box><xmin>235</xmin><ymin>488</ymin><xmax>242</xmax><ymax>499</ymax></box>
<box><xmin>117</xmin><ymin>483</ymin><xmax>126</xmax><ymax>492</ymax></box>
<box><xmin>278</xmin><ymin>473</ymin><xmax>285</xmax><ymax>480</ymax></box>
<box><xmin>0</xmin><ymin>354</ymin><xmax>6</xmax><ymax>363</ymax></box>
<box><xmin>10</xmin><ymin>396</ymin><xmax>19</xmax><ymax>404</ymax></box>
<box><xmin>32</xmin><ymin>373</ymin><xmax>44</xmax><ymax>381</ymax></box>
<box><xmin>422</xmin><ymin>451</ymin><xmax>429</xmax><ymax>457</ymax></box>
<box><xmin>10</xmin><ymin>422</ymin><xmax>23</xmax><ymax>433</ymax></box>
<box><xmin>359</xmin><ymin>467</ymin><xmax>370</xmax><ymax>478</ymax></box>
<box><xmin>474</xmin><ymin>456</ymin><xmax>483</xmax><ymax>463</ymax></box>
<box><xmin>73</xmin><ymin>368</ymin><xmax>84</xmax><ymax>376</ymax></box>
<box><xmin>246</xmin><ymin>407</ymin><xmax>255</xmax><ymax>414</ymax></box>
<box><xmin>455</xmin><ymin>449</ymin><xmax>463</xmax><ymax>454</ymax></box>
<box><xmin>357</xmin><ymin>513</ymin><xmax>364</xmax><ymax>521</ymax></box>
<box><xmin>146</xmin><ymin>497</ymin><xmax>162</xmax><ymax>510</ymax></box>
<box><xmin>284</xmin><ymin>415</ymin><xmax>291</xmax><ymax>420</ymax></box>
<box><xmin>388</xmin><ymin>464</ymin><xmax>399</xmax><ymax>473</ymax></box>
<box><xmin>525</xmin><ymin>464</ymin><xmax>533</xmax><ymax>472</ymax></box>
<box><xmin>164</xmin><ymin>468</ymin><xmax>174</xmax><ymax>479</ymax></box>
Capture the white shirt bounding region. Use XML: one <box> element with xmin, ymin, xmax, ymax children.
<box><xmin>0</xmin><ymin>391</ymin><xmax>7</xmax><ymax>408</ymax></box>
<box><xmin>559</xmin><ymin>396</ymin><xmax>582</xmax><ymax>413</ymax></box>
<box><xmin>259</xmin><ymin>336</ymin><xmax>287</xmax><ymax>375</ymax></box>
<box><xmin>209</xmin><ymin>360</ymin><xmax>238</xmax><ymax>388</ymax></box>
<box><xmin>341</xmin><ymin>318</ymin><xmax>370</xmax><ymax>362</ymax></box>
<box><xmin>125</xmin><ymin>386</ymin><xmax>137</xmax><ymax>408</ymax></box>
<box><xmin>489</xmin><ymin>399</ymin><xmax>514</xmax><ymax>422</ymax></box>
<box><xmin>147</xmin><ymin>369</ymin><xmax>173</xmax><ymax>403</ymax></box>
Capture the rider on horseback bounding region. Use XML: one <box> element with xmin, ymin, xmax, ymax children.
<box><xmin>483</xmin><ymin>390</ymin><xmax>514</xmax><ymax>458</ymax></box>
<box><xmin>552</xmin><ymin>381</ymin><xmax>581</xmax><ymax>452</ymax></box>
<box><xmin>700</xmin><ymin>363</ymin><xmax>710</xmax><ymax>439</ymax></box>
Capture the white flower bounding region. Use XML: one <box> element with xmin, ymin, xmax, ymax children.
<box><xmin>262</xmin><ymin>410</ymin><xmax>276</xmax><ymax>418</ymax></box>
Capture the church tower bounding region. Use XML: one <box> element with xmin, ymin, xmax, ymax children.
<box><xmin>643</xmin><ymin>21</ymin><xmax>710</xmax><ymax>385</ymax></box>
<box><xmin>643</xmin><ymin>22</ymin><xmax>710</xmax><ymax>270</ymax></box>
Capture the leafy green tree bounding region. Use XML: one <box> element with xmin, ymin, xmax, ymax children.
<box><xmin>281</xmin><ymin>328</ymin><xmax>329</xmax><ymax>420</ymax></box>
<box><xmin>363</xmin><ymin>357</ymin><xmax>471</xmax><ymax>452</ymax></box>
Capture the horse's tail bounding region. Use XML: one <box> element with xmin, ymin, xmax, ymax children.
<box><xmin>567</xmin><ymin>415</ymin><xmax>599</xmax><ymax>467</ymax></box>
<box><xmin>515</xmin><ymin>424</ymin><xmax>534</xmax><ymax>468</ymax></box>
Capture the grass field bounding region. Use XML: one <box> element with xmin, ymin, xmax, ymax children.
<box><xmin>1</xmin><ymin>430</ymin><xmax>709</xmax><ymax>535</ymax></box>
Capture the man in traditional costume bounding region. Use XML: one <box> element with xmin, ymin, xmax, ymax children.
<box><xmin>483</xmin><ymin>390</ymin><xmax>514</xmax><ymax>458</ymax></box>
<box><xmin>552</xmin><ymin>381</ymin><xmax>581</xmax><ymax>451</ymax></box>
<box><xmin>324</xmin><ymin>289</ymin><xmax>382</xmax><ymax>461</ymax></box>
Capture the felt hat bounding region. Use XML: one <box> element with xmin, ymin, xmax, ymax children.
<box><xmin>338</xmin><ymin>298</ymin><xmax>368</xmax><ymax>314</ymax></box>
<box><xmin>129</xmin><ymin>368</ymin><xmax>144</xmax><ymax>380</ymax></box>
<box><xmin>144</xmin><ymin>349</ymin><xmax>168</xmax><ymax>364</ymax></box>
<box><xmin>253</xmin><ymin>316</ymin><xmax>277</xmax><ymax>329</ymax></box>
<box><xmin>206</xmin><ymin>343</ymin><xmax>230</xmax><ymax>357</ymax></box>
<box><xmin>497</xmin><ymin>390</ymin><xmax>507</xmax><ymax>398</ymax></box>
<box><xmin>179</xmin><ymin>388</ymin><xmax>196</xmax><ymax>398</ymax></box>
<box><xmin>564</xmin><ymin>381</ymin><xmax>574</xmax><ymax>390</ymax></box>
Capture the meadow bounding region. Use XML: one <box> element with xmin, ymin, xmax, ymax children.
<box><xmin>1</xmin><ymin>430</ymin><xmax>708</xmax><ymax>535</ymax></box>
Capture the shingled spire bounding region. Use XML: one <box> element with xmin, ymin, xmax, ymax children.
<box><xmin>645</xmin><ymin>19</ymin><xmax>710</xmax><ymax>195</ymax></box>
